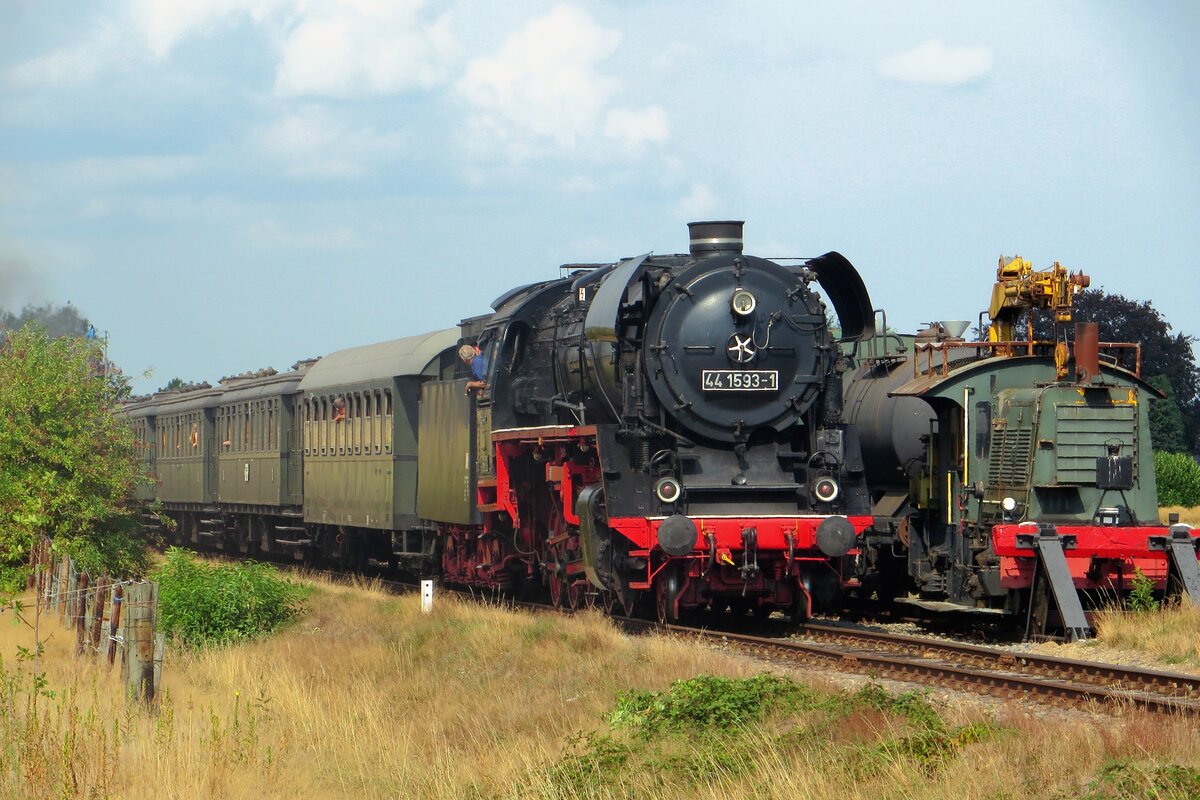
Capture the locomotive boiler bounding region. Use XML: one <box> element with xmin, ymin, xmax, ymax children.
<box><xmin>423</xmin><ymin>221</ymin><xmax>878</xmax><ymax>621</ymax></box>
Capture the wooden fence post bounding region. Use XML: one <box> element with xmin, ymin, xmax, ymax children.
<box><xmin>123</xmin><ymin>582</ymin><xmax>158</xmax><ymax>702</ymax></box>
<box><xmin>90</xmin><ymin>576</ymin><xmax>109</xmax><ymax>659</ymax></box>
<box><xmin>75</xmin><ymin>572</ymin><xmax>90</xmax><ymax>656</ymax></box>
<box><xmin>107</xmin><ymin>585</ymin><xmax>124</xmax><ymax>668</ymax></box>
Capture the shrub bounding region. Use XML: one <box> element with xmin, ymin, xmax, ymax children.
<box><xmin>153</xmin><ymin>548</ymin><xmax>310</xmax><ymax>647</ymax></box>
<box><xmin>1126</xmin><ymin>568</ymin><xmax>1160</xmax><ymax>613</ymax></box>
<box><xmin>1154</xmin><ymin>451</ymin><xmax>1200</xmax><ymax>508</ymax></box>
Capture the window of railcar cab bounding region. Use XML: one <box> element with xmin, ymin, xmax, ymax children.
<box><xmin>383</xmin><ymin>388</ymin><xmax>393</xmax><ymax>454</ymax></box>
<box><xmin>351</xmin><ymin>393</ymin><xmax>362</xmax><ymax>455</ymax></box>
<box><xmin>303</xmin><ymin>399</ymin><xmax>312</xmax><ymax>456</ymax></box>
<box><xmin>373</xmin><ymin>390</ymin><xmax>383</xmax><ymax>454</ymax></box>
<box><xmin>364</xmin><ymin>392</ymin><xmax>375</xmax><ymax>453</ymax></box>
<box><xmin>317</xmin><ymin>397</ymin><xmax>327</xmax><ymax>456</ymax></box>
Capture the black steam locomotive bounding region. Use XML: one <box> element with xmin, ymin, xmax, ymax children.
<box><xmin>440</xmin><ymin>221</ymin><xmax>878</xmax><ymax>620</ymax></box>
<box><xmin>126</xmin><ymin>221</ymin><xmax>878</xmax><ymax>622</ymax></box>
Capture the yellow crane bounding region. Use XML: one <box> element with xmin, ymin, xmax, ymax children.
<box><xmin>987</xmin><ymin>255</ymin><xmax>1090</xmax><ymax>376</ymax></box>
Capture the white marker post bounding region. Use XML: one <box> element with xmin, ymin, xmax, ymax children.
<box><xmin>420</xmin><ymin>580</ymin><xmax>434</xmax><ymax>614</ymax></box>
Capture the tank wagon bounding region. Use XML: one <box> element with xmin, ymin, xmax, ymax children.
<box><xmin>127</xmin><ymin>221</ymin><xmax>877</xmax><ymax>622</ymax></box>
<box><xmin>844</xmin><ymin>257</ymin><xmax>1200</xmax><ymax>639</ymax></box>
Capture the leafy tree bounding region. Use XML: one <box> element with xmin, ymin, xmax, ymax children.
<box><xmin>993</xmin><ymin>289</ymin><xmax>1200</xmax><ymax>453</ymax></box>
<box><xmin>161</xmin><ymin>377</ymin><xmax>186</xmax><ymax>391</ymax></box>
<box><xmin>0</xmin><ymin>302</ymin><xmax>91</xmax><ymax>339</ymax></box>
<box><xmin>1070</xmin><ymin>290</ymin><xmax>1200</xmax><ymax>453</ymax></box>
<box><xmin>0</xmin><ymin>324</ymin><xmax>147</xmax><ymax>587</ymax></box>
<box><xmin>1147</xmin><ymin>375</ymin><xmax>1188</xmax><ymax>453</ymax></box>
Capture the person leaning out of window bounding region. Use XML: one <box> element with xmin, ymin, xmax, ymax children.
<box><xmin>458</xmin><ymin>344</ymin><xmax>488</xmax><ymax>395</ymax></box>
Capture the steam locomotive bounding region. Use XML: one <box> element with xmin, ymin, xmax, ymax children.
<box><xmin>125</xmin><ymin>222</ymin><xmax>878</xmax><ymax>622</ymax></box>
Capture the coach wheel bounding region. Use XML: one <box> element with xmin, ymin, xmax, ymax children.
<box><xmin>185</xmin><ymin>513</ymin><xmax>200</xmax><ymax>545</ymax></box>
<box><xmin>655</xmin><ymin>567</ymin><xmax>681</xmax><ymax>625</ymax></box>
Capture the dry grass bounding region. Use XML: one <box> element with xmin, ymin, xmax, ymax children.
<box><xmin>1</xmin><ymin>574</ymin><xmax>1199</xmax><ymax>799</ymax></box>
<box><xmin>1092</xmin><ymin>603</ymin><xmax>1200</xmax><ymax>668</ymax></box>
<box><xmin>1159</xmin><ymin>505</ymin><xmax>1200</xmax><ymax>526</ymax></box>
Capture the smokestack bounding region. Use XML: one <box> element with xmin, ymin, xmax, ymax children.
<box><xmin>688</xmin><ymin>220</ymin><xmax>744</xmax><ymax>257</ymax></box>
<box><xmin>1075</xmin><ymin>322</ymin><xmax>1100</xmax><ymax>383</ymax></box>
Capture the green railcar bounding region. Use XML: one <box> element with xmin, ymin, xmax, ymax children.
<box><xmin>215</xmin><ymin>368</ymin><xmax>308</xmax><ymax>511</ymax></box>
<box><xmin>120</xmin><ymin>396</ymin><xmax>158</xmax><ymax>504</ymax></box>
<box><xmin>153</xmin><ymin>386</ymin><xmax>221</xmax><ymax>508</ymax></box>
<box><xmin>297</xmin><ymin>329</ymin><xmax>459</xmax><ymax>565</ymax></box>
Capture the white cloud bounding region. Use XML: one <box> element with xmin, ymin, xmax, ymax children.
<box><xmin>603</xmin><ymin>106</ymin><xmax>669</xmax><ymax>146</ymax></box>
<box><xmin>457</xmin><ymin>4</ymin><xmax>622</xmax><ymax>148</ymax></box>
<box><xmin>4</xmin><ymin>25</ymin><xmax>125</xmax><ymax>89</ymax></box>
<box><xmin>878</xmin><ymin>39</ymin><xmax>993</xmax><ymax>86</ymax></box>
<box><xmin>128</xmin><ymin>0</ymin><xmax>286</xmax><ymax>59</ymax></box>
<box><xmin>273</xmin><ymin>2</ymin><xmax>458</xmax><ymax>96</ymax></box>
<box><xmin>250</xmin><ymin>107</ymin><xmax>404</xmax><ymax>178</ymax></box>
<box><xmin>124</xmin><ymin>0</ymin><xmax>458</xmax><ymax>96</ymax></box>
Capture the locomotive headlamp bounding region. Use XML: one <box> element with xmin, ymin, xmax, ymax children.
<box><xmin>654</xmin><ymin>476</ymin><xmax>683</xmax><ymax>504</ymax></box>
<box><xmin>731</xmin><ymin>289</ymin><xmax>756</xmax><ymax>316</ymax></box>
<box><xmin>813</xmin><ymin>476</ymin><xmax>840</xmax><ymax>503</ymax></box>
<box><xmin>1001</xmin><ymin>496</ymin><xmax>1017</xmax><ymax>513</ymax></box>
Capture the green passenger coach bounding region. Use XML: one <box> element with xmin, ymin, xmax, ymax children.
<box><xmin>297</xmin><ymin>328</ymin><xmax>459</xmax><ymax>568</ymax></box>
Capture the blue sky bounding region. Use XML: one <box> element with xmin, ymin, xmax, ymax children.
<box><xmin>2</xmin><ymin>1</ymin><xmax>1198</xmax><ymax>393</ymax></box>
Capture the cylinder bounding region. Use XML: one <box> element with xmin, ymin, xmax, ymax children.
<box><xmin>688</xmin><ymin>220</ymin><xmax>744</xmax><ymax>256</ymax></box>
<box><xmin>1074</xmin><ymin>322</ymin><xmax>1099</xmax><ymax>383</ymax></box>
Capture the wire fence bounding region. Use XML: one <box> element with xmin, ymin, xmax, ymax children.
<box><xmin>27</xmin><ymin>537</ymin><xmax>163</xmax><ymax>702</ymax></box>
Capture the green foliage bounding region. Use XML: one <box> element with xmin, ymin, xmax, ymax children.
<box><xmin>529</xmin><ymin>676</ymin><xmax>1001</xmax><ymax>796</ymax></box>
<box><xmin>854</xmin><ymin>720</ymin><xmax>1003</xmax><ymax>777</ymax></box>
<box><xmin>1148</xmin><ymin>375</ymin><xmax>1189</xmax><ymax>453</ymax></box>
<box><xmin>0</xmin><ymin>302</ymin><xmax>91</xmax><ymax>339</ymax></box>
<box><xmin>153</xmin><ymin>548</ymin><xmax>310</xmax><ymax>647</ymax></box>
<box><xmin>1078</xmin><ymin>759</ymin><xmax>1200</xmax><ymax>800</ymax></box>
<box><xmin>1154</xmin><ymin>451</ymin><xmax>1200</xmax><ymax>507</ymax></box>
<box><xmin>0</xmin><ymin>324</ymin><xmax>147</xmax><ymax>578</ymax></box>
<box><xmin>607</xmin><ymin>673</ymin><xmax>821</xmax><ymax>736</ymax></box>
<box><xmin>1127</xmin><ymin>568</ymin><xmax>1161</xmax><ymax>613</ymax></box>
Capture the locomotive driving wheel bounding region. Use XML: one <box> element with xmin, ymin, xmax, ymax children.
<box><xmin>548</xmin><ymin>567</ymin><xmax>565</xmax><ymax>608</ymax></box>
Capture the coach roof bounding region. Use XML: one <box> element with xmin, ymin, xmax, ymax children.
<box><xmin>299</xmin><ymin>328</ymin><xmax>458</xmax><ymax>392</ymax></box>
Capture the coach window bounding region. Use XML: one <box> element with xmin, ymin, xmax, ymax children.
<box><xmin>267</xmin><ymin>406</ymin><xmax>275</xmax><ymax>450</ymax></box>
<box><xmin>383</xmin><ymin>389</ymin><xmax>393</xmax><ymax>454</ymax></box>
<box><xmin>352</xmin><ymin>393</ymin><xmax>362</xmax><ymax>454</ymax></box>
<box><xmin>303</xmin><ymin>400</ymin><xmax>311</xmax><ymax>456</ymax></box>
<box><xmin>315</xmin><ymin>397</ymin><xmax>324</xmax><ymax>456</ymax></box>
<box><xmin>363</xmin><ymin>393</ymin><xmax>374</xmax><ymax>452</ymax></box>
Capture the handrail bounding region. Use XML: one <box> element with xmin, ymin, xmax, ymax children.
<box><xmin>911</xmin><ymin>340</ymin><xmax>1141</xmax><ymax>379</ymax></box>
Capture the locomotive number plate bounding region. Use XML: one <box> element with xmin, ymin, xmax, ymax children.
<box><xmin>701</xmin><ymin>370</ymin><xmax>779</xmax><ymax>391</ymax></box>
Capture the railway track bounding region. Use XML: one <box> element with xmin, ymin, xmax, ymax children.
<box><xmin>641</xmin><ymin>619</ymin><xmax>1200</xmax><ymax>718</ymax></box>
